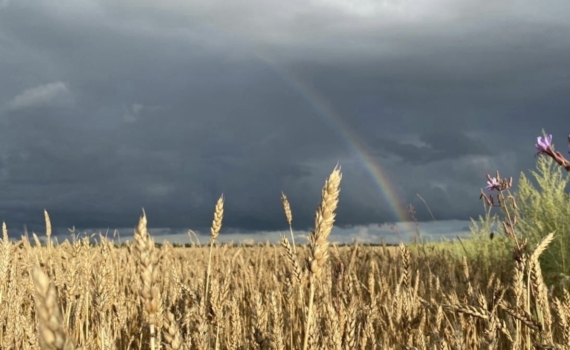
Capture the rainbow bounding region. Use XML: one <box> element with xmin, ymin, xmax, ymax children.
<box><xmin>174</xmin><ymin>18</ymin><xmax>410</xmax><ymax>224</ymax></box>
<box><xmin>255</xmin><ymin>53</ymin><xmax>410</xmax><ymax>224</ymax></box>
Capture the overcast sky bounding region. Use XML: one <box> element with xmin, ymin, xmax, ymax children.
<box><xmin>0</xmin><ymin>0</ymin><xmax>569</xmax><ymax>239</ymax></box>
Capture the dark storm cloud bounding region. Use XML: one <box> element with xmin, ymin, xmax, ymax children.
<box><xmin>0</xmin><ymin>0</ymin><xmax>569</xmax><ymax>235</ymax></box>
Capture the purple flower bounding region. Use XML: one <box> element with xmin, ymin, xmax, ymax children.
<box><xmin>535</xmin><ymin>134</ymin><xmax>553</xmax><ymax>155</ymax></box>
<box><xmin>486</xmin><ymin>177</ymin><xmax>500</xmax><ymax>191</ymax></box>
<box><xmin>532</xmin><ymin>133</ymin><xmax>570</xmax><ymax>172</ymax></box>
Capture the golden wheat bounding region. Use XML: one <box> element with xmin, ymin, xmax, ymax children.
<box><xmin>0</xmin><ymin>169</ymin><xmax>567</xmax><ymax>349</ymax></box>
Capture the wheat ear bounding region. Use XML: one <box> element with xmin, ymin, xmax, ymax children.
<box><xmin>31</xmin><ymin>267</ymin><xmax>75</xmax><ymax>350</ymax></box>
<box><xmin>44</xmin><ymin>209</ymin><xmax>52</xmax><ymax>249</ymax></box>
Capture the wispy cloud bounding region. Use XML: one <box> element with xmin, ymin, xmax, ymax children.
<box><xmin>8</xmin><ymin>81</ymin><xmax>70</xmax><ymax>110</ymax></box>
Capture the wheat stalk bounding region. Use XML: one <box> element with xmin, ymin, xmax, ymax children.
<box><xmin>303</xmin><ymin>165</ymin><xmax>342</xmax><ymax>350</ymax></box>
<box><xmin>131</xmin><ymin>210</ymin><xmax>161</xmax><ymax>350</ymax></box>
<box><xmin>281</xmin><ymin>193</ymin><xmax>296</xmax><ymax>254</ymax></box>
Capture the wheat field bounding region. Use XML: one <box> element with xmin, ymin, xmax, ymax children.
<box><xmin>0</xmin><ymin>167</ymin><xmax>568</xmax><ymax>350</ymax></box>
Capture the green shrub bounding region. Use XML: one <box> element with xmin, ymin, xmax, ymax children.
<box><xmin>512</xmin><ymin>155</ymin><xmax>570</xmax><ymax>287</ymax></box>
